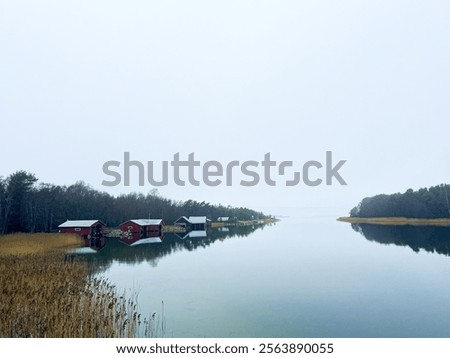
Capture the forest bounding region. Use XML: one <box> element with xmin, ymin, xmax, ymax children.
<box><xmin>350</xmin><ymin>184</ymin><xmax>450</xmax><ymax>219</ymax></box>
<box><xmin>0</xmin><ymin>171</ymin><xmax>268</xmax><ymax>234</ymax></box>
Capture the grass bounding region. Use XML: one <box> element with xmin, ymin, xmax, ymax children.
<box><xmin>0</xmin><ymin>233</ymin><xmax>81</xmax><ymax>256</ymax></box>
<box><xmin>337</xmin><ymin>216</ymin><xmax>450</xmax><ymax>227</ymax></box>
<box><xmin>0</xmin><ymin>233</ymin><xmax>158</xmax><ymax>338</ymax></box>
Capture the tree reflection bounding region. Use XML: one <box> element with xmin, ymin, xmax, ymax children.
<box><xmin>352</xmin><ymin>223</ymin><xmax>450</xmax><ymax>256</ymax></box>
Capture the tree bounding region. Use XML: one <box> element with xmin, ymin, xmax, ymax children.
<box><xmin>2</xmin><ymin>171</ymin><xmax>38</xmax><ymax>233</ymax></box>
<box><xmin>350</xmin><ymin>184</ymin><xmax>450</xmax><ymax>219</ymax></box>
<box><xmin>0</xmin><ymin>177</ymin><xmax>6</xmax><ymax>233</ymax></box>
<box><xmin>0</xmin><ymin>170</ymin><xmax>269</xmax><ymax>233</ymax></box>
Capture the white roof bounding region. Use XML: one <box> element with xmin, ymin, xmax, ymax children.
<box><xmin>123</xmin><ymin>219</ymin><xmax>163</xmax><ymax>226</ymax></box>
<box><xmin>59</xmin><ymin>220</ymin><xmax>101</xmax><ymax>228</ymax></box>
<box><xmin>189</xmin><ymin>216</ymin><xmax>207</xmax><ymax>224</ymax></box>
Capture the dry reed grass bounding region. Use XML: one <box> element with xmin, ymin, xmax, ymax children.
<box><xmin>0</xmin><ymin>233</ymin><xmax>157</xmax><ymax>337</ymax></box>
<box><xmin>337</xmin><ymin>216</ymin><xmax>450</xmax><ymax>226</ymax></box>
<box><xmin>0</xmin><ymin>233</ymin><xmax>81</xmax><ymax>256</ymax></box>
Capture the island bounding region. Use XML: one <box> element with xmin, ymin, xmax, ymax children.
<box><xmin>338</xmin><ymin>184</ymin><xmax>450</xmax><ymax>226</ymax></box>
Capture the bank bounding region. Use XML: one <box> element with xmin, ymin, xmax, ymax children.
<box><xmin>337</xmin><ymin>217</ymin><xmax>450</xmax><ymax>227</ymax></box>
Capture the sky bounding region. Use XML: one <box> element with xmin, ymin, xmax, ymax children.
<box><xmin>1</xmin><ymin>0</ymin><xmax>449</xmax><ymax>215</ymax></box>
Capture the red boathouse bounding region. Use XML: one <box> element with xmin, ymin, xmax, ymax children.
<box><xmin>58</xmin><ymin>220</ymin><xmax>106</xmax><ymax>240</ymax></box>
<box><xmin>119</xmin><ymin>219</ymin><xmax>164</xmax><ymax>241</ymax></box>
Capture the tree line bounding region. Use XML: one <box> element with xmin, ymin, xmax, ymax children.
<box><xmin>0</xmin><ymin>171</ymin><xmax>268</xmax><ymax>234</ymax></box>
<box><xmin>350</xmin><ymin>184</ymin><xmax>450</xmax><ymax>218</ymax></box>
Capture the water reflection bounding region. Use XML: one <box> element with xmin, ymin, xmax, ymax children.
<box><xmin>74</xmin><ymin>224</ymin><xmax>271</xmax><ymax>274</ymax></box>
<box><xmin>120</xmin><ymin>234</ymin><xmax>164</xmax><ymax>246</ymax></box>
<box><xmin>174</xmin><ymin>230</ymin><xmax>207</xmax><ymax>239</ymax></box>
<box><xmin>69</xmin><ymin>236</ymin><xmax>106</xmax><ymax>254</ymax></box>
<box><xmin>352</xmin><ymin>223</ymin><xmax>450</xmax><ymax>256</ymax></box>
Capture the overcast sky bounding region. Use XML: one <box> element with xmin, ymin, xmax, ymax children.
<box><xmin>1</xmin><ymin>0</ymin><xmax>449</xmax><ymax>215</ymax></box>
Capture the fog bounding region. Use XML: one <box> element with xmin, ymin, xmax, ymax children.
<box><xmin>1</xmin><ymin>0</ymin><xmax>449</xmax><ymax>215</ymax></box>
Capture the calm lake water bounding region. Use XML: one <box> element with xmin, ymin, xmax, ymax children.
<box><xmin>80</xmin><ymin>210</ymin><xmax>450</xmax><ymax>338</ymax></box>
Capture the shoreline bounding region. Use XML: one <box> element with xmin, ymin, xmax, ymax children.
<box><xmin>337</xmin><ymin>217</ymin><xmax>450</xmax><ymax>227</ymax></box>
<box><xmin>106</xmin><ymin>218</ymin><xmax>279</xmax><ymax>236</ymax></box>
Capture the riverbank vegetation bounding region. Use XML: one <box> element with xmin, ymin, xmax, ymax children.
<box><xmin>0</xmin><ymin>233</ymin><xmax>157</xmax><ymax>337</ymax></box>
<box><xmin>0</xmin><ymin>170</ymin><xmax>268</xmax><ymax>234</ymax></box>
<box><xmin>0</xmin><ymin>233</ymin><xmax>81</xmax><ymax>255</ymax></box>
<box><xmin>338</xmin><ymin>216</ymin><xmax>450</xmax><ymax>227</ymax></box>
<box><xmin>349</xmin><ymin>184</ymin><xmax>450</xmax><ymax>219</ymax></box>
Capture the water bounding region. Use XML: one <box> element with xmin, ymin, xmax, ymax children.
<box><xmin>81</xmin><ymin>213</ymin><xmax>450</xmax><ymax>337</ymax></box>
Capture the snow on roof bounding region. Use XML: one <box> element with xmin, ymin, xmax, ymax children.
<box><xmin>188</xmin><ymin>216</ymin><xmax>207</xmax><ymax>224</ymax></box>
<box><xmin>122</xmin><ymin>219</ymin><xmax>163</xmax><ymax>226</ymax></box>
<box><xmin>58</xmin><ymin>220</ymin><xmax>102</xmax><ymax>228</ymax></box>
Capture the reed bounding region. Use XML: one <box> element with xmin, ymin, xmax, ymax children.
<box><xmin>0</xmin><ymin>233</ymin><xmax>157</xmax><ymax>337</ymax></box>
<box><xmin>337</xmin><ymin>216</ymin><xmax>450</xmax><ymax>227</ymax></box>
<box><xmin>0</xmin><ymin>233</ymin><xmax>81</xmax><ymax>256</ymax></box>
